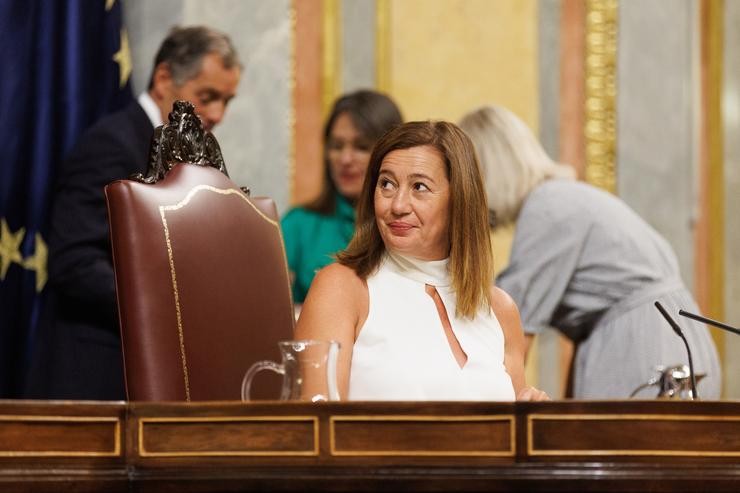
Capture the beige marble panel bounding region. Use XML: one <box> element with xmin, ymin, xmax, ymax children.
<box><xmin>723</xmin><ymin>0</ymin><xmax>740</xmax><ymax>399</ymax></box>
<box><xmin>183</xmin><ymin>0</ymin><xmax>292</xmax><ymax>214</ymax></box>
<box><xmin>538</xmin><ymin>0</ymin><xmax>560</xmax><ymax>160</ymax></box>
<box><xmin>342</xmin><ymin>0</ymin><xmax>376</xmax><ymax>93</ymax></box>
<box><xmin>536</xmin><ymin>0</ymin><xmax>562</xmax><ymax>399</ymax></box>
<box><xmin>616</xmin><ymin>0</ymin><xmax>697</xmax><ymax>290</ymax></box>
<box><xmin>387</xmin><ymin>0</ymin><xmax>538</xmax><ymax>126</ymax></box>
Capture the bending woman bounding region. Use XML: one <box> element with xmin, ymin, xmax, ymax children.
<box><xmin>459</xmin><ymin>104</ymin><xmax>721</xmax><ymax>398</ymax></box>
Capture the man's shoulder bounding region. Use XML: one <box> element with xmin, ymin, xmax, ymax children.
<box><xmin>73</xmin><ymin>102</ymin><xmax>151</xmax><ymax>151</ymax></box>
<box><xmin>82</xmin><ymin>101</ymin><xmax>151</xmax><ymax>142</ymax></box>
<box><xmin>63</xmin><ymin>101</ymin><xmax>153</xmax><ymax>175</ymax></box>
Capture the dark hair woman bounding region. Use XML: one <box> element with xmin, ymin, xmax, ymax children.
<box><xmin>281</xmin><ymin>90</ymin><xmax>403</xmax><ymax>303</ymax></box>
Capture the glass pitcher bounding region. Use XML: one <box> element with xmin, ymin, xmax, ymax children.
<box><xmin>241</xmin><ymin>339</ymin><xmax>340</xmax><ymax>402</ymax></box>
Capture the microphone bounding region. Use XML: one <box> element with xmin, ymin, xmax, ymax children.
<box><xmin>654</xmin><ymin>301</ymin><xmax>698</xmax><ymax>399</ymax></box>
<box><xmin>678</xmin><ymin>309</ymin><xmax>740</xmax><ymax>336</ymax></box>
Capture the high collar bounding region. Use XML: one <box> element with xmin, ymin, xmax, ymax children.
<box><xmin>386</xmin><ymin>250</ymin><xmax>450</xmax><ymax>287</ymax></box>
<box><xmin>138</xmin><ymin>92</ymin><xmax>164</xmax><ymax>128</ymax></box>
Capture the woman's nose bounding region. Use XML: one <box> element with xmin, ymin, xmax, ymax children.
<box><xmin>339</xmin><ymin>146</ymin><xmax>354</xmax><ymax>164</ymax></box>
<box><xmin>390</xmin><ymin>189</ymin><xmax>410</xmax><ymax>214</ymax></box>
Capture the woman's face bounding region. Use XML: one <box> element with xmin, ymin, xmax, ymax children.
<box><xmin>327</xmin><ymin>112</ymin><xmax>372</xmax><ymax>201</ymax></box>
<box><xmin>374</xmin><ymin>145</ymin><xmax>451</xmax><ymax>260</ymax></box>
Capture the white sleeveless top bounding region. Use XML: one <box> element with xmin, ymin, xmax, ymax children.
<box><xmin>348</xmin><ymin>252</ymin><xmax>515</xmax><ymax>401</ymax></box>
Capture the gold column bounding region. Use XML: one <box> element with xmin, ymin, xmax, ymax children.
<box><xmin>696</xmin><ymin>0</ymin><xmax>725</xmax><ymax>364</ymax></box>
<box><xmin>583</xmin><ymin>0</ymin><xmax>618</xmax><ymax>193</ymax></box>
<box><xmin>375</xmin><ymin>0</ymin><xmax>391</xmax><ymax>92</ymax></box>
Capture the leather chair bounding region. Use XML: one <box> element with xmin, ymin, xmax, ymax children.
<box><xmin>104</xmin><ymin>101</ymin><xmax>294</xmax><ymax>401</ymax></box>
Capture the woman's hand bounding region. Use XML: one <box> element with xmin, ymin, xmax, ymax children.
<box><xmin>516</xmin><ymin>386</ymin><xmax>550</xmax><ymax>401</ymax></box>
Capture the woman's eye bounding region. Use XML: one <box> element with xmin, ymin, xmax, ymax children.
<box><xmin>413</xmin><ymin>182</ymin><xmax>430</xmax><ymax>192</ymax></box>
<box><xmin>378</xmin><ymin>178</ymin><xmax>394</xmax><ymax>190</ymax></box>
<box><xmin>197</xmin><ymin>90</ymin><xmax>219</xmax><ymax>106</ymax></box>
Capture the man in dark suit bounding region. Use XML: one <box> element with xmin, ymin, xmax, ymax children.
<box><xmin>25</xmin><ymin>26</ymin><xmax>241</xmax><ymax>400</ymax></box>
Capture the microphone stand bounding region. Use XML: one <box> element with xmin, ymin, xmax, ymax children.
<box><xmin>654</xmin><ymin>302</ymin><xmax>698</xmax><ymax>399</ymax></box>
<box><xmin>678</xmin><ymin>309</ymin><xmax>740</xmax><ymax>336</ymax></box>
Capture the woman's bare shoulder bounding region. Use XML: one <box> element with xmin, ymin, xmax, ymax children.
<box><xmin>489</xmin><ymin>285</ymin><xmax>519</xmax><ymax>315</ymax></box>
<box><xmin>297</xmin><ymin>262</ymin><xmax>368</xmax><ymax>341</ymax></box>
<box><xmin>312</xmin><ymin>263</ymin><xmax>364</xmax><ymax>290</ymax></box>
<box><xmin>303</xmin><ymin>262</ymin><xmax>367</xmax><ymax>311</ymax></box>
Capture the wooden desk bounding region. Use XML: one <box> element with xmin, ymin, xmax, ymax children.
<box><xmin>0</xmin><ymin>400</ymin><xmax>738</xmax><ymax>492</ymax></box>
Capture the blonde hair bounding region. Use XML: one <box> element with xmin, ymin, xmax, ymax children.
<box><xmin>338</xmin><ymin>121</ymin><xmax>493</xmax><ymax>319</ymax></box>
<box><xmin>458</xmin><ymin>105</ymin><xmax>575</xmax><ymax>227</ymax></box>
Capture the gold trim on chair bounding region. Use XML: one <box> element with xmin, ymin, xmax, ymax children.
<box><xmin>159</xmin><ymin>184</ymin><xmax>291</xmax><ymax>401</ymax></box>
<box><xmin>329</xmin><ymin>414</ymin><xmax>515</xmax><ymax>457</ymax></box>
<box><xmin>160</xmin><ymin>185</ymin><xmax>280</xmax><ymax>226</ymax></box>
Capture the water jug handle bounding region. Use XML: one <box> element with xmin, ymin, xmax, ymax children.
<box><xmin>241</xmin><ymin>360</ymin><xmax>284</xmax><ymax>401</ymax></box>
<box><xmin>326</xmin><ymin>341</ymin><xmax>341</xmax><ymax>401</ymax></box>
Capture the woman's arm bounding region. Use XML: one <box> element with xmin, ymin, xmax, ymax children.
<box><xmin>490</xmin><ymin>286</ymin><xmax>549</xmax><ymax>401</ymax></box>
<box><xmin>294</xmin><ymin>263</ymin><xmax>368</xmax><ymax>399</ymax></box>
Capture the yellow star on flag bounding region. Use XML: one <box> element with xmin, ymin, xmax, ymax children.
<box><xmin>112</xmin><ymin>29</ymin><xmax>132</xmax><ymax>88</ymax></box>
<box><xmin>22</xmin><ymin>232</ymin><xmax>48</xmax><ymax>292</ymax></box>
<box><xmin>0</xmin><ymin>218</ymin><xmax>25</xmax><ymax>280</ymax></box>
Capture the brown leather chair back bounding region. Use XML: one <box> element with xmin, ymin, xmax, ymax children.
<box><xmin>105</xmin><ymin>163</ymin><xmax>294</xmax><ymax>401</ymax></box>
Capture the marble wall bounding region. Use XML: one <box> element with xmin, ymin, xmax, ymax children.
<box><xmin>384</xmin><ymin>0</ymin><xmax>539</xmax><ymax>124</ymax></box>
<box><xmin>617</xmin><ymin>0</ymin><xmax>697</xmax><ymax>290</ymax></box>
<box><xmin>123</xmin><ymin>0</ymin><xmax>293</xmax><ymax>214</ymax></box>
<box><xmin>535</xmin><ymin>0</ymin><xmax>564</xmax><ymax>398</ymax></box>
<box><xmin>723</xmin><ymin>0</ymin><xmax>740</xmax><ymax>398</ymax></box>
<box><xmin>538</xmin><ymin>0</ymin><xmax>561</xmax><ymax>161</ymax></box>
<box><xmin>341</xmin><ymin>0</ymin><xmax>376</xmax><ymax>93</ymax></box>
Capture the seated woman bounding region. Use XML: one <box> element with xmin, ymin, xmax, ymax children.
<box><xmin>295</xmin><ymin>120</ymin><xmax>547</xmax><ymax>401</ymax></box>
<box><xmin>281</xmin><ymin>90</ymin><xmax>403</xmax><ymax>303</ymax></box>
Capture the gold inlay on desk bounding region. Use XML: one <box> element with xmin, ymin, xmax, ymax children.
<box><xmin>528</xmin><ymin>413</ymin><xmax>740</xmax><ymax>457</ymax></box>
<box><xmin>330</xmin><ymin>414</ymin><xmax>515</xmax><ymax>457</ymax></box>
<box><xmin>159</xmin><ymin>185</ymin><xmax>286</xmax><ymax>401</ymax></box>
<box><xmin>0</xmin><ymin>415</ymin><xmax>121</xmax><ymax>457</ymax></box>
<box><xmin>138</xmin><ymin>415</ymin><xmax>319</xmax><ymax>457</ymax></box>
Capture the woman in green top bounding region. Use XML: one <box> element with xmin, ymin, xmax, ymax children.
<box><xmin>282</xmin><ymin>90</ymin><xmax>403</xmax><ymax>303</ymax></box>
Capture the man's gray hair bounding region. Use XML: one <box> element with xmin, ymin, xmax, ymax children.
<box><xmin>148</xmin><ymin>25</ymin><xmax>241</xmax><ymax>89</ymax></box>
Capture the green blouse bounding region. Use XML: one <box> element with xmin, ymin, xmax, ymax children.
<box><xmin>280</xmin><ymin>194</ymin><xmax>355</xmax><ymax>303</ymax></box>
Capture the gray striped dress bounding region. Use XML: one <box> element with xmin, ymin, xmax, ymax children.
<box><xmin>496</xmin><ymin>179</ymin><xmax>722</xmax><ymax>399</ymax></box>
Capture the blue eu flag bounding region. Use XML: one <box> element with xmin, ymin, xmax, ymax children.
<box><xmin>0</xmin><ymin>0</ymin><xmax>133</xmax><ymax>397</ymax></box>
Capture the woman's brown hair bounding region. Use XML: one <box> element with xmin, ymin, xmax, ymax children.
<box><xmin>338</xmin><ymin>121</ymin><xmax>493</xmax><ymax>319</ymax></box>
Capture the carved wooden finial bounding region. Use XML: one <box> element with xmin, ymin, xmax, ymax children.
<box><xmin>132</xmin><ymin>100</ymin><xmax>232</xmax><ymax>185</ymax></box>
